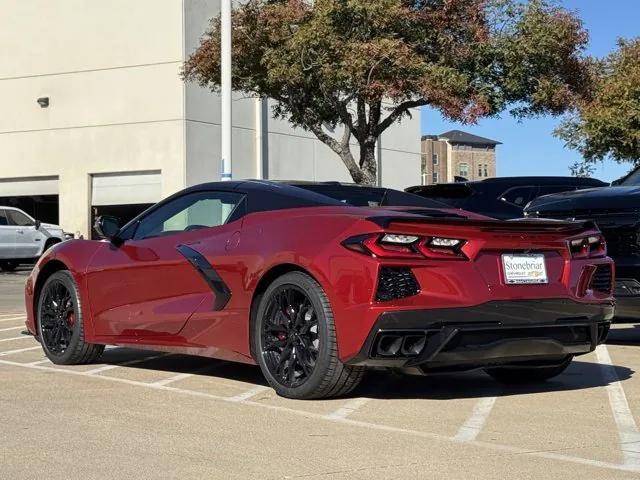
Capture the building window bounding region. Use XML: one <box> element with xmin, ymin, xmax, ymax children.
<box><xmin>459</xmin><ymin>162</ymin><xmax>469</xmax><ymax>178</ymax></box>
<box><xmin>478</xmin><ymin>164</ymin><xmax>483</xmax><ymax>177</ymax></box>
<box><xmin>484</xmin><ymin>164</ymin><xmax>489</xmax><ymax>177</ymax></box>
<box><xmin>432</xmin><ymin>153</ymin><xmax>439</xmax><ymax>165</ymax></box>
<box><xmin>432</xmin><ymin>172</ymin><xmax>439</xmax><ymax>184</ymax></box>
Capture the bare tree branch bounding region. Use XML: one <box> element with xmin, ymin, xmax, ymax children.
<box><xmin>308</xmin><ymin>124</ymin><xmax>363</xmax><ymax>181</ymax></box>
<box><xmin>375</xmin><ymin>99</ymin><xmax>429</xmax><ymax>136</ymax></box>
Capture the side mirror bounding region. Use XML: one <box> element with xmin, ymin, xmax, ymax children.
<box><xmin>34</xmin><ymin>219</ymin><xmax>41</xmax><ymax>230</ymax></box>
<box><xmin>94</xmin><ymin>215</ymin><xmax>121</xmax><ymax>242</ymax></box>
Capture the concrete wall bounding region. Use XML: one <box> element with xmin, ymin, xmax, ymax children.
<box><xmin>1</xmin><ymin>0</ymin><xmax>423</xmax><ymax>236</ymax></box>
<box><xmin>183</xmin><ymin>1</ymin><xmax>422</xmax><ymax>190</ymax></box>
<box><xmin>0</xmin><ymin>0</ymin><xmax>186</xmax><ymax>236</ymax></box>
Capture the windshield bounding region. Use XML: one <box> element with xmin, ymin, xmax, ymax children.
<box><xmin>293</xmin><ymin>184</ymin><xmax>449</xmax><ymax>209</ymax></box>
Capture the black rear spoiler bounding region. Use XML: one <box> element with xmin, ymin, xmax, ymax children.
<box><xmin>367</xmin><ymin>215</ymin><xmax>599</xmax><ymax>234</ymax></box>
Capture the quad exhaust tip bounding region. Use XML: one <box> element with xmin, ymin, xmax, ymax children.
<box><xmin>376</xmin><ymin>333</ymin><xmax>427</xmax><ymax>357</ymax></box>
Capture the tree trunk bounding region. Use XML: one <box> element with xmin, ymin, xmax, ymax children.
<box><xmin>358</xmin><ymin>141</ymin><xmax>377</xmax><ymax>185</ymax></box>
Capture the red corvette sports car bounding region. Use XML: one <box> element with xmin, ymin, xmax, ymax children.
<box><xmin>24</xmin><ymin>181</ymin><xmax>614</xmax><ymax>399</ymax></box>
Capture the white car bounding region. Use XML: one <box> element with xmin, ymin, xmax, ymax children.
<box><xmin>0</xmin><ymin>207</ymin><xmax>66</xmax><ymax>271</ymax></box>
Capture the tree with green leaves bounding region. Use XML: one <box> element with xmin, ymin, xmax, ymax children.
<box><xmin>184</xmin><ymin>0</ymin><xmax>591</xmax><ymax>184</ymax></box>
<box><xmin>556</xmin><ymin>38</ymin><xmax>640</xmax><ymax>170</ymax></box>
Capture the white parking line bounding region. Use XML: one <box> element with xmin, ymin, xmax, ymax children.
<box><xmin>0</xmin><ymin>316</ymin><xmax>26</xmax><ymax>323</ymax></box>
<box><xmin>26</xmin><ymin>359</ymin><xmax>51</xmax><ymax>366</ymax></box>
<box><xmin>0</xmin><ymin>346</ymin><xmax>41</xmax><ymax>357</ymax></box>
<box><xmin>325</xmin><ymin>397</ymin><xmax>371</xmax><ymax>420</ymax></box>
<box><xmin>0</xmin><ymin>358</ymin><xmax>638</xmax><ymax>474</ymax></box>
<box><xmin>0</xmin><ymin>335</ymin><xmax>32</xmax><ymax>343</ymax></box>
<box><xmin>149</xmin><ymin>364</ymin><xmax>219</xmax><ymax>387</ymax></box>
<box><xmin>151</xmin><ymin>372</ymin><xmax>195</xmax><ymax>387</ymax></box>
<box><xmin>453</xmin><ymin>396</ymin><xmax>498</xmax><ymax>442</ymax></box>
<box><xmin>84</xmin><ymin>353</ymin><xmax>170</xmax><ymax>375</ymax></box>
<box><xmin>0</xmin><ymin>326</ymin><xmax>25</xmax><ymax>333</ymax></box>
<box><xmin>595</xmin><ymin>344</ymin><xmax>640</xmax><ymax>469</ymax></box>
<box><xmin>227</xmin><ymin>385</ymin><xmax>270</xmax><ymax>402</ymax></box>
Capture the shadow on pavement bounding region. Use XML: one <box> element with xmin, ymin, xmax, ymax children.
<box><xmin>355</xmin><ymin>360</ymin><xmax>633</xmax><ymax>400</ymax></box>
<box><xmin>93</xmin><ymin>347</ymin><xmax>632</xmax><ymax>400</ymax></box>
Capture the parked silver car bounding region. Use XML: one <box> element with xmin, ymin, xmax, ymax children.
<box><xmin>0</xmin><ymin>207</ymin><xmax>65</xmax><ymax>271</ymax></box>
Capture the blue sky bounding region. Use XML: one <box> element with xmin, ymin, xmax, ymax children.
<box><xmin>420</xmin><ymin>0</ymin><xmax>639</xmax><ymax>182</ymax></box>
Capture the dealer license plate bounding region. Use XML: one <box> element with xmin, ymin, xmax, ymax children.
<box><xmin>502</xmin><ymin>254</ymin><xmax>548</xmax><ymax>285</ymax></box>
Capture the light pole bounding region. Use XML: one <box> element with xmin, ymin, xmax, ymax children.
<box><xmin>220</xmin><ymin>0</ymin><xmax>232</xmax><ymax>181</ymax></box>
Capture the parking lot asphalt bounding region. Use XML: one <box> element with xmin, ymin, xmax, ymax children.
<box><xmin>2</xmin><ymin>270</ymin><xmax>640</xmax><ymax>479</ymax></box>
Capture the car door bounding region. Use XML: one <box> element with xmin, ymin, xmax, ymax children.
<box><xmin>0</xmin><ymin>209</ymin><xmax>16</xmax><ymax>260</ymax></box>
<box><xmin>86</xmin><ymin>190</ymin><xmax>245</xmax><ymax>339</ymax></box>
<box><xmin>5</xmin><ymin>209</ymin><xmax>42</xmax><ymax>259</ymax></box>
<box><xmin>7</xmin><ymin>209</ymin><xmax>44</xmax><ymax>258</ymax></box>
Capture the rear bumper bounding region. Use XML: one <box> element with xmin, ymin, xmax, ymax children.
<box><xmin>345</xmin><ymin>299</ymin><xmax>613</xmax><ymax>371</ymax></box>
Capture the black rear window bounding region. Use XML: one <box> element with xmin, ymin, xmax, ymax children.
<box><xmin>293</xmin><ymin>184</ymin><xmax>447</xmax><ymax>209</ymax></box>
<box><xmin>407</xmin><ymin>184</ymin><xmax>473</xmax><ymax>208</ymax></box>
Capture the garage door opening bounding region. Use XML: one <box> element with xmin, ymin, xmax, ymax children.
<box><xmin>0</xmin><ymin>194</ymin><xmax>59</xmax><ymax>224</ymax></box>
<box><xmin>91</xmin><ymin>171</ymin><xmax>161</xmax><ymax>239</ymax></box>
<box><xmin>0</xmin><ymin>176</ymin><xmax>60</xmax><ymax>225</ymax></box>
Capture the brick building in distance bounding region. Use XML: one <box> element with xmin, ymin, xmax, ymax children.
<box><xmin>421</xmin><ymin>130</ymin><xmax>501</xmax><ymax>185</ymax></box>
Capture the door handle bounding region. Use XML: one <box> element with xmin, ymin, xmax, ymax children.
<box><xmin>16</xmin><ymin>230</ymin><xmax>24</xmax><ymax>234</ymax></box>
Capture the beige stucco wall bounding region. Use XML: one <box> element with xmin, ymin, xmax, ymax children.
<box><xmin>0</xmin><ymin>0</ymin><xmax>186</xmax><ymax>236</ymax></box>
<box><xmin>0</xmin><ymin>0</ymin><xmax>422</xmax><ymax>237</ymax></box>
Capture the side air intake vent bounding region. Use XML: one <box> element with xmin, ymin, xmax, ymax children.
<box><xmin>590</xmin><ymin>265</ymin><xmax>613</xmax><ymax>295</ymax></box>
<box><xmin>376</xmin><ymin>267</ymin><xmax>420</xmax><ymax>302</ymax></box>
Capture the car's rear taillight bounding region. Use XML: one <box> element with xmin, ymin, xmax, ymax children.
<box><xmin>568</xmin><ymin>235</ymin><xmax>607</xmax><ymax>259</ymax></box>
<box><xmin>342</xmin><ymin>233</ymin><xmax>467</xmax><ymax>260</ymax></box>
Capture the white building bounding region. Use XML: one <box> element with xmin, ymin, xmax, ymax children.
<box><xmin>0</xmin><ymin>0</ymin><xmax>421</xmax><ymax>238</ymax></box>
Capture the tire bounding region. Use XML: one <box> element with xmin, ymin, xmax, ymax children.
<box><xmin>484</xmin><ymin>356</ymin><xmax>573</xmax><ymax>384</ymax></box>
<box><xmin>1</xmin><ymin>260</ymin><xmax>19</xmax><ymax>272</ymax></box>
<box><xmin>37</xmin><ymin>270</ymin><xmax>104</xmax><ymax>365</ymax></box>
<box><xmin>252</xmin><ymin>271</ymin><xmax>364</xmax><ymax>400</ymax></box>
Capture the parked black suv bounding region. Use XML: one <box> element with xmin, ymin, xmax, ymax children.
<box><xmin>525</xmin><ymin>168</ymin><xmax>640</xmax><ymax>322</ymax></box>
<box><xmin>407</xmin><ymin>177</ymin><xmax>606</xmax><ymax>219</ymax></box>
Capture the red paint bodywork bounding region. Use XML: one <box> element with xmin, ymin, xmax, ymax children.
<box><xmin>24</xmin><ymin>205</ymin><xmax>614</xmax><ymax>364</ymax></box>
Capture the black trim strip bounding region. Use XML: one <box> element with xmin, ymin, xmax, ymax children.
<box><xmin>176</xmin><ymin>244</ymin><xmax>231</xmax><ymax>311</ymax></box>
<box><xmin>366</xmin><ymin>215</ymin><xmax>597</xmax><ymax>233</ymax></box>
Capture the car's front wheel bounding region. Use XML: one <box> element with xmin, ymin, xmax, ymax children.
<box><xmin>37</xmin><ymin>271</ymin><xmax>104</xmax><ymax>365</ymax></box>
<box><xmin>253</xmin><ymin>271</ymin><xmax>364</xmax><ymax>399</ymax></box>
<box><xmin>484</xmin><ymin>356</ymin><xmax>573</xmax><ymax>384</ymax></box>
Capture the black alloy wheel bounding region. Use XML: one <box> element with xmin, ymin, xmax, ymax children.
<box><xmin>261</xmin><ymin>285</ymin><xmax>319</xmax><ymax>388</ymax></box>
<box><xmin>253</xmin><ymin>271</ymin><xmax>364</xmax><ymax>400</ymax></box>
<box><xmin>40</xmin><ymin>279</ymin><xmax>75</xmax><ymax>356</ymax></box>
<box><xmin>37</xmin><ymin>271</ymin><xmax>104</xmax><ymax>364</ymax></box>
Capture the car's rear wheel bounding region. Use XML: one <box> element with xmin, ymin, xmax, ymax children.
<box><xmin>253</xmin><ymin>271</ymin><xmax>364</xmax><ymax>399</ymax></box>
<box><xmin>0</xmin><ymin>260</ymin><xmax>19</xmax><ymax>272</ymax></box>
<box><xmin>37</xmin><ymin>271</ymin><xmax>104</xmax><ymax>365</ymax></box>
<box><xmin>484</xmin><ymin>356</ymin><xmax>573</xmax><ymax>384</ymax></box>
